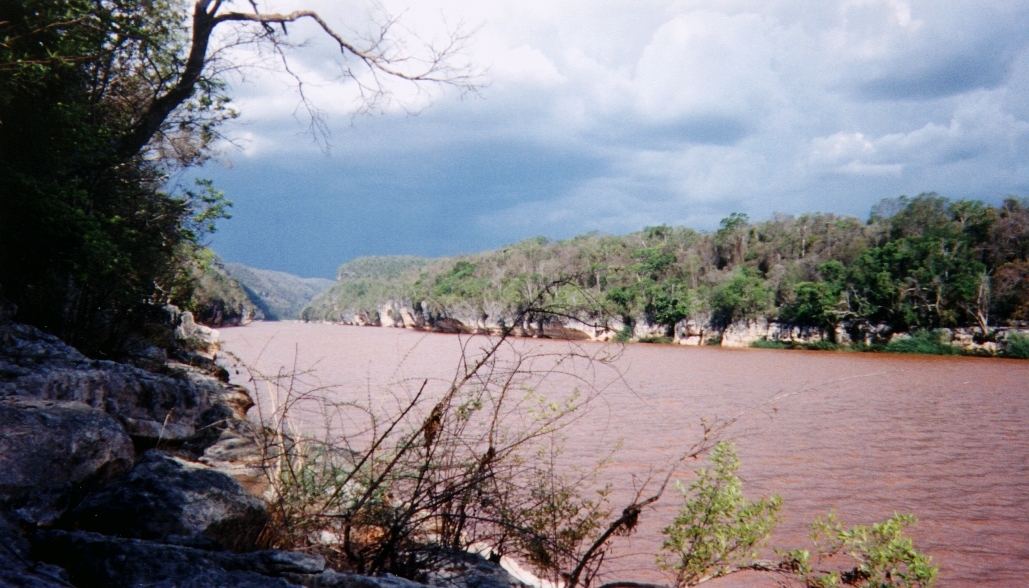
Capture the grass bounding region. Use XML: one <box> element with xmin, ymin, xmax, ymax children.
<box><xmin>1004</xmin><ymin>332</ymin><xmax>1029</xmax><ymax>359</ymax></box>
<box><xmin>883</xmin><ymin>330</ymin><xmax>962</xmax><ymax>356</ymax></box>
<box><xmin>639</xmin><ymin>335</ymin><xmax>674</xmax><ymax>344</ymax></box>
<box><xmin>750</xmin><ymin>339</ymin><xmax>840</xmax><ymax>351</ymax></box>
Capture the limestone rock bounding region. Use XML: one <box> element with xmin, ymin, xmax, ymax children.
<box><xmin>0</xmin><ymin>509</ymin><xmax>73</xmax><ymax>587</ymax></box>
<box><xmin>68</xmin><ymin>450</ymin><xmax>268</xmax><ymax>552</ymax></box>
<box><xmin>175</xmin><ymin>310</ymin><xmax>222</xmax><ymax>350</ymax></box>
<box><xmin>0</xmin><ymin>398</ymin><xmax>134</xmax><ymax>525</ymax></box>
<box><xmin>0</xmin><ymin>319</ymin><xmax>222</xmax><ymax>443</ymax></box>
<box><xmin>424</xmin><ymin>551</ymin><xmax>530</xmax><ymax>588</ymax></box>
<box><xmin>31</xmin><ymin>529</ymin><xmax>303</xmax><ymax>588</ymax></box>
<box><xmin>286</xmin><ymin>570</ymin><xmax>428</xmax><ymax>588</ymax></box>
<box><xmin>199</xmin><ymin>422</ymin><xmax>271</xmax><ymax>498</ymax></box>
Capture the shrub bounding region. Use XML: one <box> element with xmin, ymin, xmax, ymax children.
<box><xmin>242</xmin><ymin>288</ymin><xmax>653</xmax><ymax>587</ymax></box>
<box><xmin>803</xmin><ymin>340</ymin><xmax>841</xmax><ymax>351</ymax></box>
<box><xmin>658</xmin><ymin>441</ymin><xmax>782</xmax><ymax>587</ymax></box>
<box><xmin>639</xmin><ymin>336</ymin><xmax>674</xmax><ymax>344</ymax></box>
<box><xmin>751</xmin><ymin>339</ymin><xmax>790</xmax><ymax>349</ymax></box>
<box><xmin>884</xmin><ymin>330</ymin><xmax>961</xmax><ymax>356</ymax></box>
<box><xmin>1003</xmin><ymin>332</ymin><xmax>1029</xmax><ymax>359</ymax></box>
<box><xmin>796</xmin><ymin>511</ymin><xmax>938</xmax><ymax>588</ymax></box>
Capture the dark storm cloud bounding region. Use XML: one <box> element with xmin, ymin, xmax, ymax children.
<box><xmin>200</xmin><ymin>1</ymin><xmax>1029</xmax><ymax>276</ymax></box>
<box><xmin>204</xmin><ymin>139</ymin><xmax>606</xmax><ymax>277</ymax></box>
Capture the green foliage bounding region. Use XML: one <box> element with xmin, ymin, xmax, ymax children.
<box><xmin>639</xmin><ymin>335</ymin><xmax>674</xmax><ymax>344</ymax></box>
<box><xmin>658</xmin><ymin>442</ymin><xmax>782</xmax><ymax>587</ymax></box>
<box><xmin>779</xmin><ymin>281</ymin><xmax>841</xmax><ymax>329</ymax></box>
<box><xmin>304</xmin><ymin>194</ymin><xmax>1029</xmax><ymax>353</ymax></box>
<box><xmin>613</xmin><ymin>325</ymin><xmax>634</xmax><ymax>342</ymax></box>
<box><xmin>799</xmin><ymin>512</ymin><xmax>938</xmax><ymax>588</ymax></box>
<box><xmin>884</xmin><ymin>330</ymin><xmax>961</xmax><ymax>356</ymax></box>
<box><xmin>1003</xmin><ymin>332</ymin><xmax>1029</xmax><ymax>359</ymax></box>
<box><xmin>182</xmin><ymin>251</ymin><xmax>258</xmax><ymax>327</ymax></box>
<box><xmin>712</xmin><ymin>269</ymin><xmax>772</xmax><ymax>325</ymax></box>
<box><xmin>751</xmin><ymin>339</ymin><xmax>790</xmax><ymax>349</ymax></box>
<box><xmin>644</xmin><ymin>280</ymin><xmax>693</xmax><ymax>329</ymax></box>
<box><xmin>431</xmin><ymin>260</ymin><xmax>488</xmax><ymax>299</ymax></box>
<box><xmin>223</xmin><ymin>263</ymin><xmax>333</xmax><ymax>321</ymax></box>
<box><xmin>302</xmin><ymin>257</ymin><xmax>429</xmax><ymax>320</ymax></box>
<box><xmin>0</xmin><ymin>0</ymin><xmax>233</xmax><ymax>353</ymax></box>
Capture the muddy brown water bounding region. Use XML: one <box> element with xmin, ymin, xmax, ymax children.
<box><xmin>219</xmin><ymin>322</ymin><xmax>1029</xmax><ymax>587</ymax></box>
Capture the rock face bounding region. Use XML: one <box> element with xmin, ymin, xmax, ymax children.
<box><xmin>0</xmin><ymin>308</ymin><xmax>537</xmax><ymax>588</ymax></box>
<box><xmin>0</xmin><ymin>319</ymin><xmax>223</xmax><ymax>443</ymax></box>
<box><xmin>0</xmin><ymin>508</ymin><xmax>76</xmax><ymax>587</ymax></box>
<box><xmin>68</xmin><ymin>450</ymin><xmax>268</xmax><ymax>551</ymax></box>
<box><xmin>0</xmin><ymin>397</ymin><xmax>134</xmax><ymax>524</ymax></box>
<box><xmin>32</xmin><ymin>530</ymin><xmax>315</xmax><ymax>588</ymax></box>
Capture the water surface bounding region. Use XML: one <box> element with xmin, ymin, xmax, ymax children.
<box><xmin>219</xmin><ymin>322</ymin><xmax>1029</xmax><ymax>587</ymax></box>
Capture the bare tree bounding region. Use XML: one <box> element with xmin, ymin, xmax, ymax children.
<box><xmin>116</xmin><ymin>0</ymin><xmax>483</xmax><ymax>161</ymax></box>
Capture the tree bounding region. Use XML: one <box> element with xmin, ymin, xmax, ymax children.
<box><xmin>0</xmin><ymin>0</ymin><xmax>479</xmax><ymax>352</ymax></box>
<box><xmin>658</xmin><ymin>442</ymin><xmax>781</xmax><ymax>587</ymax></box>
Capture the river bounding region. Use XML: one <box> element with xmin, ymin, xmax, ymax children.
<box><xmin>218</xmin><ymin>321</ymin><xmax>1029</xmax><ymax>587</ymax></box>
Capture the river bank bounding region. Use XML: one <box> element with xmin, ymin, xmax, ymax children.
<box><xmin>310</xmin><ymin>301</ymin><xmax>1029</xmax><ymax>358</ymax></box>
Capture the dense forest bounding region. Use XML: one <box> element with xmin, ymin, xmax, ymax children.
<box><xmin>304</xmin><ymin>194</ymin><xmax>1029</xmax><ymax>346</ymax></box>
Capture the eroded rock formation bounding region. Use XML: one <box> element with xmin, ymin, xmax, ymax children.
<box><xmin>0</xmin><ymin>307</ymin><xmax>527</xmax><ymax>588</ymax></box>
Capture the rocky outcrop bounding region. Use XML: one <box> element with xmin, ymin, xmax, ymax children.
<box><xmin>32</xmin><ymin>529</ymin><xmax>320</xmax><ymax>588</ymax></box>
<box><xmin>0</xmin><ymin>318</ymin><xmax>224</xmax><ymax>443</ymax></box>
<box><xmin>0</xmin><ymin>397</ymin><xmax>134</xmax><ymax>525</ymax></box>
<box><xmin>0</xmin><ymin>510</ymin><xmax>72</xmax><ymax>587</ymax></box>
<box><xmin>68</xmin><ymin>450</ymin><xmax>268</xmax><ymax>551</ymax></box>
<box><xmin>0</xmin><ymin>306</ymin><xmax>531</xmax><ymax>588</ymax></box>
<box><xmin>332</xmin><ymin>300</ymin><xmax>1029</xmax><ymax>356</ymax></box>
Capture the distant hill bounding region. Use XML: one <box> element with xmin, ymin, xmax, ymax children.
<box><xmin>302</xmin><ymin>256</ymin><xmax>432</xmax><ymax>321</ymax></box>
<box><xmin>223</xmin><ymin>263</ymin><xmax>334</xmax><ymax>320</ymax></box>
<box><xmin>187</xmin><ymin>251</ymin><xmax>260</xmax><ymax>326</ymax></box>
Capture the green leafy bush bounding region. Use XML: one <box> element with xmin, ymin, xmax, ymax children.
<box><xmin>639</xmin><ymin>336</ymin><xmax>674</xmax><ymax>344</ymax></box>
<box><xmin>658</xmin><ymin>441</ymin><xmax>782</xmax><ymax>587</ymax></box>
<box><xmin>797</xmin><ymin>511</ymin><xmax>938</xmax><ymax>588</ymax></box>
<box><xmin>751</xmin><ymin>339</ymin><xmax>790</xmax><ymax>349</ymax></box>
<box><xmin>1003</xmin><ymin>332</ymin><xmax>1029</xmax><ymax>359</ymax></box>
<box><xmin>884</xmin><ymin>330</ymin><xmax>961</xmax><ymax>356</ymax></box>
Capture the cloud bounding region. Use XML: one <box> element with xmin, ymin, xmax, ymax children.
<box><xmin>199</xmin><ymin>0</ymin><xmax>1029</xmax><ymax>276</ymax></box>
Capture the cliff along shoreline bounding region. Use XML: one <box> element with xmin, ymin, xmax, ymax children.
<box><xmin>0</xmin><ymin>298</ymin><xmax>527</xmax><ymax>588</ymax></box>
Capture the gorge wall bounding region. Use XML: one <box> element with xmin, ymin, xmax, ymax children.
<box><xmin>325</xmin><ymin>299</ymin><xmax>1027</xmax><ymax>356</ymax></box>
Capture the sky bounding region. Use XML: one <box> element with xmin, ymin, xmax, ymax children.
<box><xmin>194</xmin><ymin>0</ymin><xmax>1029</xmax><ymax>278</ymax></box>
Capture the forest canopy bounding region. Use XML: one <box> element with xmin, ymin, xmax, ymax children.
<box><xmin>305</xmin><ymin>194</ymin><xmax>1029</xmax><ymax>340</ymax></box>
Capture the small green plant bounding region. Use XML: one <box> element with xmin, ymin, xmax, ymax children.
<box><xmin>614</xmin><ymin>325</ymin><xmax>634</xmax><ymax>342</ymax></box>
<box><xmin>658</xmin><ymin>441</ymin><xmax>782</xmax><ymax>587</ymax></box>
<box><xmin>793</xmin><ymin>511</ymin><xmax>938</xmax><ymax>588</ymax></box>
<box><xmin>803</xmin><ymin>340</ymin><xmax>841</xmax><ymax>351</ymax></box>
<box><xmin>1003</xmin><ymin>332</ymin><xmax>1029</xmax><ymax>359</ymax></box>
<box><xmin>884</xmin><ymin>330</ymin><xmax>961</xmax><ymax>356</ymax></box>
<box><xmin>639</xmin><ymin>335</ymin><xmax>674</xmax><ymax>344</ymax></box>
<box><xmin>751</xmin><ymin>338</ymin><xmax>791</xmax><ymax>349</ymax></box>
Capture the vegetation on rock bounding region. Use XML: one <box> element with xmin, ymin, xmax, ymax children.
<box><xmin>306</xmin><ymin>195</ymin><xmax>1029</xmax><ymax>354</ymax></box>
<box><xmin>223</xmin><ymin>263</ymin><xmax>333</xmax><ymax>321</ymax></box>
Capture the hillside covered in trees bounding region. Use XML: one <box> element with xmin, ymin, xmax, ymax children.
<box><xmin>304</xmin><ymin>194</ymin><xmax>1029</xmax><ymax>350</ymax></box>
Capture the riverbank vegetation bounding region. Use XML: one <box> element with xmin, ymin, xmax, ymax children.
<box><xmin>305</xmin><ymin>194</ymin><xmax>1029</xmax><ymax>357</ymax></box>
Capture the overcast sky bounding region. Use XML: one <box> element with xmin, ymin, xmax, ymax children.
<box><xmin>196</xmin><ymin>0</ymin><xmax>1029</xmax><ymax>278</ymax></box>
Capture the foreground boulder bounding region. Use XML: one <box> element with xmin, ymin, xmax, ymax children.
<box><xmin>0</xmin><ymin>510</ymin><xmax>73</xmax><ymax>587</ymax></box>
<box><xmin>0</xmin><ymin>319</ymin><xmax>223</xmax><ymax>444</ymax></box>
<box><xmin>68</xmin><ymin>450</ymin><xmax>268</xmax><ymax>551</ymax></box>
<box><xmin>32</xmin><ymin>529</ymin><xmax>311</xmax><ymax>588</ymax></box>
<box><xmin>0</xmin><ymin>398</ymin><xmax>134</xmax><ymax>525</ymax></box>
